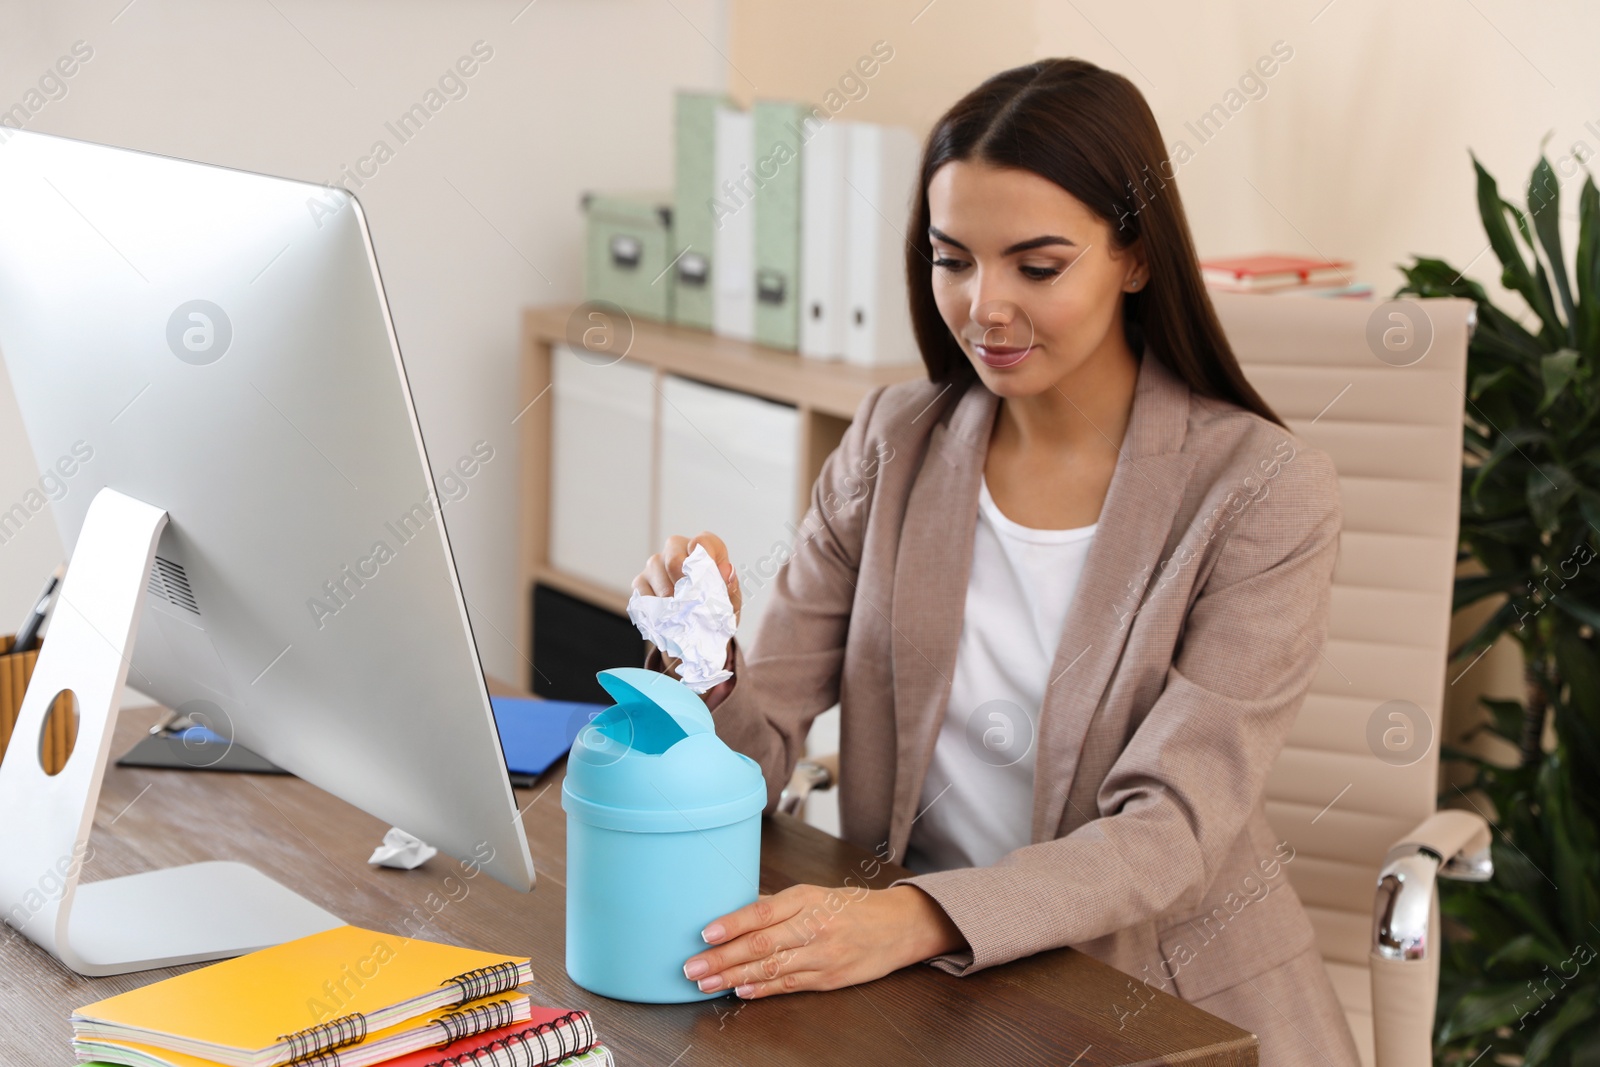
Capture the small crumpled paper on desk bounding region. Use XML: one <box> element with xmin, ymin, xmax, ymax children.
<box><xmin>626</xmin><ymin>543</ymin><xmax>737</xmax><ymax>694</ymax></box>
<box><xmin>368</xmin><ymin>826</ymin><xmax>437</xmax><ymax>869</ymax></box>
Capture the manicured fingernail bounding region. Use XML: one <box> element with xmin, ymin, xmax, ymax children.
<box><xmin>698</xmin><ymin>975</ymin><xmax>724</xmax><ymax>991</ymax></box>
<box><xmin>734</xmin><ymin>983</ymin><xmax>755</xmax><ymax>998</ymax></box>
<box><xmin>683</xmin><ymin>959</ymin><xmax>708</xmax><ymax>979</ymax></box>
<box><xmin>701</xmin><ymin>924</ymin><xmax>724</xmax><ymax>942</ymax></box>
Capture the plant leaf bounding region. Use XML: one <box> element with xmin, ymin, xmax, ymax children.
<box><xmin>1480</xmin><ymin>697</ymin><xmax>1528</xmax><ymax>743</ymax></box>
<box><xmin>1579</xmin><ymin>174</ymin><xmax>1600</xmax><ymax>355</ymax></box>
<box><xmin>1537</xmin><ymin>751</ymin><xmax>1600</xmax><ymax>943</ymax></box>
<box><xmin>1529</xmin><ymin>154</ymin><xmax>1577</xmax><ymax>342</ymax></box>
<box><xmin>1473</xmin><ymin>151</ymin><xmax>1565</xmax><ymax>339</ymax></box>
<box><xmin>1550</xmin><ymin>629</ymin><xmax>1600</xmax><ymax>779</ymax></box>
<box><xmin>1524</xmin><ymin>985</ymin><xmax>1600</xmax><ymax>1066</ymax></box>
<box><xmin>1472</xmin><ymin>364</ymin><xmax>1522</xmax><ymax>401</ymax></box>
<box><xmin>1439</xmin><ymin>981</ymin><xmax>1541</xmax><ymax>1044</ymax></box>
<box><xmin>1455</xmin><ymin>571</ymin><xmax>1521</xmax><ymax>610</ymax></box>
<box><xmin>1471</xmin><ymin>428</ymin><xmax>1551</xmax><ymax>502</ymax></box>
<box><xmin>1528</xmin><ymin>464</ymin><xmax>1579</xmax><ymax>530</ymax></box>
<box><xmin>1450</xmin><ymin>597</ymin><xmax>1521</xmax><ymax>660</ymax></box>
<box><xmin>1485</xmin><ymin>931</ymin><xmax>1571</xmax><ymax>969</ymax></box>
<box><xmin>1553</xmin><ymin>595</ymin><xmax>1600</xmax><ymax>631</ymax></box>
<box><xmin>1580</xmin><ymin>489</ymin><xmax>1600</xmax><ymax>533</ymax></box>
<box><xmin>1511</xmin><ymin>197</ymin><xmax>1568</xmax><ymax>342</ymax></box>
<box><xmin>1492</xmin><ymin>836</ymin><xmax>1549</xmax><ymax>894</ymax></box>
<box><xmin>1570</xmin><ymin>1023</ymin><xmax>1600</xmax><ymax>1066</ymax></box>
<box><xmin>1541</xmin><ymin>348</ymin><xmax>1583</xmax><ymax>411</ymax></box>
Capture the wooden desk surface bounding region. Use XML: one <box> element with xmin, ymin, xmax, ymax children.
<box><xmin>0</xmin><ymin>692</ymin><xmax>1257</xmax><ymax>1067</ymax></box>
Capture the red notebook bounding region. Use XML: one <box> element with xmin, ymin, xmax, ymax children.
<box><xmin>1202</xmin><ymin>254</ymin><xmax>1352</xmax><ymax>291</ymax></box>
<box><xmin>378</xmin><ymin>1007</ymin><xmax>597</xmax><ymax>1067</ymax></box>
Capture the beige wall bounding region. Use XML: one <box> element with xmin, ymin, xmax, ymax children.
<box><xmin>726</xmin><ymin>0</ymin><xmax>1036</xmax><ymax>131</ymax></box>
<box><xmin>730</xmin><ymin>0</ymin><xmax>1598</xmax><ymax>764</ymax></box>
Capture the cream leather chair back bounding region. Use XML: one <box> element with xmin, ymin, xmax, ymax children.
<box><xmin>1214</xmin><ymin>291</ymin><xmax>1477</xmax><ymax>1067</ymax></box>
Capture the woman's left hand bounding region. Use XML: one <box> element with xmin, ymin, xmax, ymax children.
<box><xmin>681</xmin><ymin>883</ymin><xmax>966</xmax><ymax>999</ymax></box>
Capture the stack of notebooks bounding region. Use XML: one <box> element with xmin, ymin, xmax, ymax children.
<box><xmin>72</xmin><ymin>926</ymin><xmax>611</xmax><ymax>1067</ymax></box>
<box><xmin>1201</xmin><ymin>254</ymin><xmax>1372</xmax><ymax>299</ymax></box>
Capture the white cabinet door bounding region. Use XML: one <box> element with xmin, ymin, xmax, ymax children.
<box><xmin>656</xmin><ymin>374</ymin><xmax>798</xmax><ymax>642</ymax></box>
<box><xmin>549</xmin><ymin>345</ymin><xmax>655</xmax><ymax>594</ymax></box>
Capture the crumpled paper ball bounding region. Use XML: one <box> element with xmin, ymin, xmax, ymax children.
<box><xmin>626</xmin><ymin>543</ymin><xmax>737</xmax><ymax>693</ymax></box>
<box><xmin>367</xmin><ymin>826</ymin><xmax>438</xmax><ymax>869</ymax></box>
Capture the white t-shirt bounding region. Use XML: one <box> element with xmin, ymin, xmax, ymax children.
<box><xmin>903</xmin><ymin>474</ymin><xmax>1097</xmax><ymax>874</ymax></box>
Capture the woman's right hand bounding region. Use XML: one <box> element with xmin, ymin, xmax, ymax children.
<box><xmin>633</xmin><ymin>532</ymin><xmax>743</xmax><ymax>681</ymax></box>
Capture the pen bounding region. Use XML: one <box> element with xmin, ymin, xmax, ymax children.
<box><xmin>14</xmin><ymin>562</ymin><xmax>65</xmax><ymax>653</ymax></box>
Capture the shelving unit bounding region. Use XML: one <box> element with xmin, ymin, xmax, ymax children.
<box><xmin>516</xmin><ymin>304</ymin><xmax>924</xmax><ymax>680</ymax></box>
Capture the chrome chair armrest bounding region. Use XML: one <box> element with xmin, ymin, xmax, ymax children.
<box><xmin>1368</xmin><ymin>810</ymin><xmax>1492</xmax><ymax>1065</ymax></box>
<box><xmin>1373</xmin><ymin>811</ymin><xmax>1493</xmax><ymax>962</ymax></box>
<box><xmin>776</xmin><ymin>752</ymin><xmax>839</xmax><ymax>817</ymax></box>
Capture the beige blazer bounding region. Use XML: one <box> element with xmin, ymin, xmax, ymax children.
<box><xmin>652</xmin><ymin>351</ymin><xmax>1361</xmax><ymax>1064</ymax></box>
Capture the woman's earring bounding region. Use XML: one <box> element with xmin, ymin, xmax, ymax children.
<box><xmin>1127</xmin><ymin>278</ymin><xmax>1144</xmax><ymax>291</ymax></box>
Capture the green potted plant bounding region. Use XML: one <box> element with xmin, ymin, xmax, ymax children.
<box><xmin>1397</xmin><ymin>148</ymin><xmax>1600</xmax><ymax>1064</ymax></box>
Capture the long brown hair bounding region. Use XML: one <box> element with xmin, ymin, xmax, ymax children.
<box><xmin>905</xmin><ymin>58</ymin><xmax>1284</xmax><ymax>427</ymax></box>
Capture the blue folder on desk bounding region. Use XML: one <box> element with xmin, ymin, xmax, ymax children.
<box><xmin>491</xmin><ymin>696</ymin><xmax>607</xmax><ymax>784</ymax></box>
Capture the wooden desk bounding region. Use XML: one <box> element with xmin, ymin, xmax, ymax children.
<box><xmin>0</xmin><ymin>694</ymin><xmax>1257</xmax><ymax>1066</ymax></box>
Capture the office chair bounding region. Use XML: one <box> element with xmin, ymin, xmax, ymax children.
<box><xmin>780</xmin><ymin>291</ymin><xmax>1489</xmax><ymax>1066</ymax></box>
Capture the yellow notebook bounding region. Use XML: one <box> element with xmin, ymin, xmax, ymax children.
<box><xmin>72</xmin><ymin>926</ymin><xmax>533</xmax><ymax>1067</ymax></box>
<box><xmin>74</xmin><ymin>991</ymin><xmax>533</xmax><ymax>1067</ymax></box>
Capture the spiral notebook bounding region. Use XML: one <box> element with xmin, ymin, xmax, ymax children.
<box><xmin>79</xmin><ymin>1050</ymin><xmax>614</xmax><ymax>1067</ymax></box>
<box><xmin>327</xmin><ymin>1009</ymin><xmax>598</xmax><ymax>1067</ymax></box>
<box><xmin>74</xmin><ymin>992</ymin><xmax>534</xmax><ymax>1067</ymax></box>
<box><xmin>422</xmin><ymin>1042</ymin><xmax>613</xmax><ymax>1067</ymax></box>
<box><xmin>71</xmin><ymin>925</ymin><xmax>534</xmax><ymax>1067</ymax></box>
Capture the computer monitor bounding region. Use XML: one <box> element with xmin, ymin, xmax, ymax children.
<box><xmin>0</xmin><ymin>129</ymin><xmax>537</xmax><ymax>974</ymax></box>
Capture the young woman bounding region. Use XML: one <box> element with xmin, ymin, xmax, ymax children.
<box><xmin>633</xmin><ymin>58</ymin><xmax>1359</xmax><ymax>1066</ymax></box>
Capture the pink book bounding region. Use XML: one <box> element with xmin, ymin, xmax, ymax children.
<box><xmin>1202</xmin><ymin>254</ymin><xmax>1352</xmax><ymax>291</ymax></box>
<box><xmin>377</xmin><ymin>1007</ymin><xmax>598</xmax><ymax>1067</ymax></box>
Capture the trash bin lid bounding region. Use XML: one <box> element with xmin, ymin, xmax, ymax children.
<box><xmin>561</xmin><ymin>668</ymin><xmax>766</xmax><ymax>832</ymax></box>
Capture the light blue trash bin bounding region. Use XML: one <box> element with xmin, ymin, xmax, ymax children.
<box><xmin>562</xmin><ymin>667</ymin><xmax>766</xmax><ymax>1003</ymax></box>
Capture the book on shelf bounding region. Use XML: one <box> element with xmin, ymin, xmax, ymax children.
<box><xmin>1272</xmin><ymin>280</ymin><xmax>1375</xmax><ymax>299</ymax></box>
<box><xmin>1201</xmin><ymin>253</ymin><xmax>1353</xmax><ymax>292</ymax></box>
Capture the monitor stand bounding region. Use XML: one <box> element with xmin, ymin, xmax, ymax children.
<box><xmin>0</xmin><ymin>487</ymin><xmax>343</xmax><ymax>976</ymax></box>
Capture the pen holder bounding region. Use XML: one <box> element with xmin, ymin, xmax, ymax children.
<box><xmin>0</xmin><ymin>634</ymin><xmax>75</xmax><ymax>776</ymax></box>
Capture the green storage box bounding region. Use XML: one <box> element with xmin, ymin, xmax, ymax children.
<box><xmin>673</xmin><ymin>90</ymin><xmax>727</xmax><ymax>330</ymax></box>
<box><xmin>753</xmin><ymin>100</ymin><xmax>807</xmax><ymax>351</ymax></box>
<box><xmin>583</xmin><ymin>191</ymin><xmax>675</xmax><ymax>322</ymax></box>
